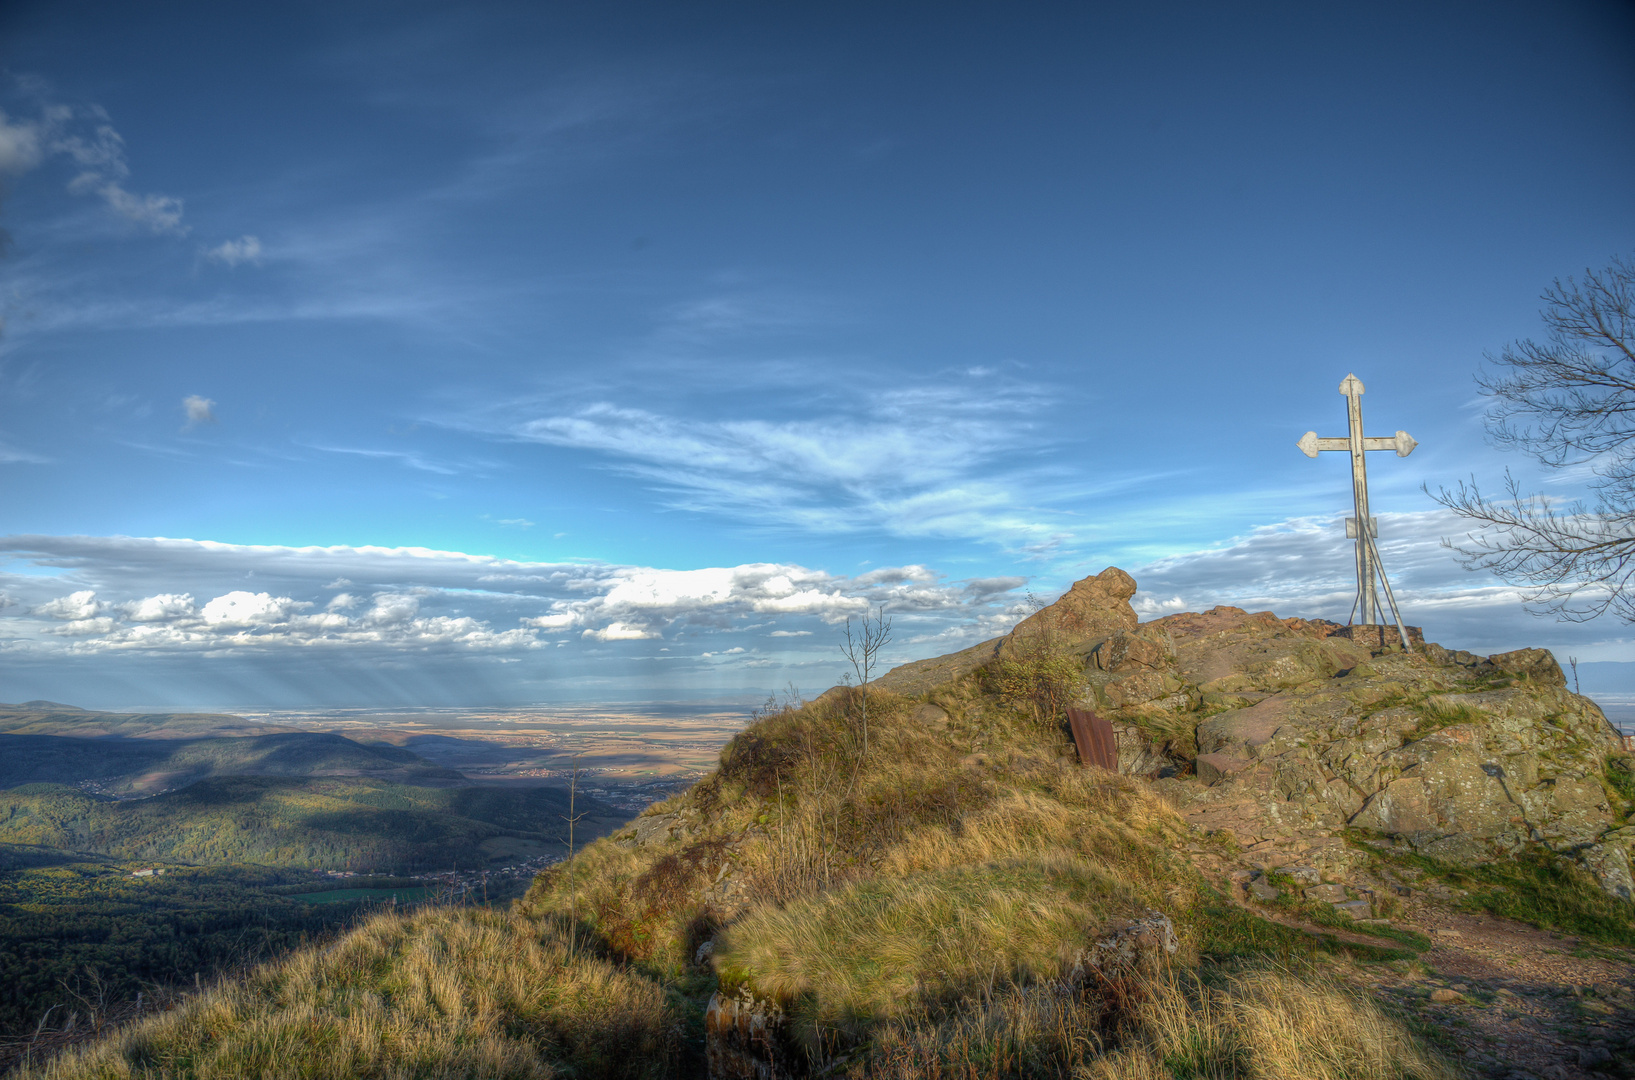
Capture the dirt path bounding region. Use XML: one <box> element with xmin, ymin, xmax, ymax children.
<box><xmin>1259</xmin><ymin>888</ymin><xmax>1632</xmax><ymax>1077</ymax></box>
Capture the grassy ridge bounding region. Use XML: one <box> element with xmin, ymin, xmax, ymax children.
<box><xmin>12</xmin><ymin>651</ymin><xmax>1468</xmax><ymax>1078</ymax></box>
<box><xmin>0</xmin><ymin>777</ymin><xmax>622</xmax><ymax>873</ymax></box>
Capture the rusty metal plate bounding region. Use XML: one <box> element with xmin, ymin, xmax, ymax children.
<box><xmin>1067</xmin><ymin>706</ymin><xmax>1117</xmax><ymax>771</ymax></box>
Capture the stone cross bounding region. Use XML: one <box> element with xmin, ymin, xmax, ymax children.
<box><xmin>1298</xmin><ymin>373</ymin><xmax>1417</xmax><ymax>630</ymax></box>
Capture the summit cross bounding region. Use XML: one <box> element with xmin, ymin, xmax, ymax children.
<box><xmin>1298</xmin><ymin>373</ymin><xmax>1418</xmax><ymax>634</ymax></box>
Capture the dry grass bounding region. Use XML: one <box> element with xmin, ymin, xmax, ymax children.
<box><xmin>715</xmin><ymin>856</ymin><xmax>1146</xmax><ymax>1048</ymax></box>
<box><xmin>13</xmin><ymin>907</ymin><xmax>679</xmax><ymax>1080</ymax></box>
<box><xmin>859</xmin><ymin>967</ymin><xmax>1456</xmax><ymax>1080</ymax></box>
<box><xmin>1081</xmin><ymin>968</ymin><xmax>1458</xmax><ymax>1080</ymax></box>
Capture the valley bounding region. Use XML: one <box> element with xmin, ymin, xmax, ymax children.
<box><xmin>0</xmin><ymin>699</ymin><xmax>749</xmax><ymax>1048</ymax></box>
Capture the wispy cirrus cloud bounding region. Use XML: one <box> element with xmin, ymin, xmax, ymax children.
<box><xmin>472</xmin><ymin>376</ymin><xmax>1081</xmax><ymax>547</ymax></box>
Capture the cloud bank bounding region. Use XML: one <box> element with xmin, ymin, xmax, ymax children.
<box><xmin>3</xmin><ymin>511</ymin><xmax>1629</xmax><ymax>708</ymax></box>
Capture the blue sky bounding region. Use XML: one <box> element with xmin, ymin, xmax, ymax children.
<box><xmin>1</xmin><ymin>1</ymin><xmax>1633</xmax><ymax>708</ymax></box>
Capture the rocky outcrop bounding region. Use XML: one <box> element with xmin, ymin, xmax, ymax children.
<box><xmin>1116</xmin><ymin>603</ymin><xmax>1630</xmax><ymax>894</ymax></box>
<box><xmin>873</xmin><ymin>567</ymin><xmax>1143</xmax><ymax>697</ymax></box>
<box><xmin>878</xmin><ymin>572</ymin><xmax>1633</xmax><ymax>897</ymax></box>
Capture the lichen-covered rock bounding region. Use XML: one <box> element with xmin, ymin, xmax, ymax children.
<box><xmin>1063</xmin><ymin>911</ymin><xmax>1179</xmax><ymax>984</ymax></box>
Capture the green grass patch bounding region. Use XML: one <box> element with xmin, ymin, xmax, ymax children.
<box><xmin>1193</xmin><ymin>889</ymin><xmax>1419</xmax><ymax>965</ymax></box>
<box><xmin>1347</xmin><ymin>835</ymin><xmax>1635</xmax><ymax>948</ymax></box>
<box><xmin>1261</xmin><ymin>872</ymin><xmax>1432</xmax><ymax>954</ymax></box>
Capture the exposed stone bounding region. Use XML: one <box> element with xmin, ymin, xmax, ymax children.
<box><xmin>1304</xmin><ymin>883</ymin><xmax>1346</xmax><ymax>903</ymax></box>
<box><xmin>1246</xmin><ymin>876</ymin><xmax>1279</xmax><ymax>902</ymax></box>
<box><xmin>1429</xmin><ymin>988</ymin><xmax>1464</xmax><ymax>1003</ymax></box>
<box><xmin>1332</xmin><ymin>899</ymin><xmax>1372</xmax><ymax>919</ymax></box>
<box><xmin>705</xmin><ymin>987</ymin><xmax>792</xmax><ymax>1080</ymax></box>
<box><xmin>859</xmin><ymin>572</ymin><xmax>1632</xmax><ymax>897</ymax></box>
<box><xmin>1196</xmin><ymin>752</ymin><xmax>1252</xmax><ymax>785</ymax></box>
<box><xmin>1331</xmin><ymin>623</ymin><xmax>1424</xmax><ymax>651</ymax></box>
<box><xmin>1066</xmin><ymin>911</ymin><xmax>1179</xmax><ymax>981</ymax></box>
<box><xmin>635</xmin><ymin>813</ymin><xmax>679</xmax><ymax>846</ymax></box>
<box><xmin>909</xmin><ymin>703</ymin><xmax>949</xmax><ymax>726</ymax></box>
<box><xmin>1007</xmin><ymin>567</ymin><xmax>1139</xmax><ymax>649</ymax></box>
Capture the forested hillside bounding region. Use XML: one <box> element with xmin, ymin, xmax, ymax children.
<box><xmin>0</xmin><ymin>778</ymin><xmax>621</xmax><ymax>873</ymax></box>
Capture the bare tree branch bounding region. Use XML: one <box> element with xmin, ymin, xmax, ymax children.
<box><xmin>1430</xmin><ymin>255</ymin><xmax>1635</xmax><ymax>623</ymax></box>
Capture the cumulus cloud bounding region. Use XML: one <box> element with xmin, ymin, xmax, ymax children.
<box><xmin>200</xmin><ymin>591</ymin><xmax>305</xmax><ymax>627</ymax></box>
<box><xmin>34</xmin><ymin>590</ymin><xmax>103</xmax><ymax>620</ymax></box>
<box><xmin>123</xmin><ymin>593</ymin><xmax>195</xmax><ymax>621</ymax></box>
<box><xmin>203</xmin><ymin>235</ymin><xmax>262</xmax><ymax>267</ymax></box>
<box><xmin>0</xmin><ymin>535</ymin><xmax>1027</xmax><ymax>669</ymax></box>
<box><xmin>182</xmin><ymin>395</ymin><xmax>216</xmax><ymax>428</ymax></box>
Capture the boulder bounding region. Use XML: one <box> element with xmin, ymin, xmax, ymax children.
<box><xmin>1065</xmin><ymin>911</ymin><xmax>1179</xmax><ymax>982</ymax></box>
<box><xmin>1006</xmin><ymin>567</ymin><xmax>1138</xmax><ymax>650</ymax></box>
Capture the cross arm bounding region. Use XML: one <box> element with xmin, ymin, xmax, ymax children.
<box><xmin>1297</xmin><ymin>430</ymin><xmax>1418</xmax><ymax>458</ymax></box>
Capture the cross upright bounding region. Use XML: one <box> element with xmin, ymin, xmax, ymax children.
<box><xmin>1297</xmin><ymin>374</ymin><xmax>1417</xmax><ymax>628</ymax></box>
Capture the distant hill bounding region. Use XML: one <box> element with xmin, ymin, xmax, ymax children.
<box><xmin>0</xmin><ymin>776</ymin><xmax>622</xmax><ymax>873</ymax></box>
<box><xmin>0</xmin><ymin>700</ymin><xmax>90</xmax><ymax>712</ymax></box>
<box><xmin>0</xmin><ymin>704</ymin><xmax>291</xmax><ymax>740</ymax></box>
<box><xmin>0</xmin><ymin>731</ymin><xmax>466</xmax><ymax>794</ymax></box>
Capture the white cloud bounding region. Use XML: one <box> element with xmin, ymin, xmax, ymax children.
<box><xmin>200</xmin><ymin>591</ymin><xmax>305</xmax><ymax>627</ymax></box>
<box><xmin>0</xmin><ymin>100</ymin><xmax>188</xmax><ymax>234</ymax></box>
<box><xmin>521</xmin><ymin>612</ymin><xmax>577</xmax><ymax>629</ymax></box>
<box><xmin>364</xmin><ymin>593</ymin><xmax>420</xmax><ymax>625</ymax></box>
<box><xmin>0</xmin><ymin>109</ymin><xmax>42</xmax><ymax>175</ymax></box>
<box><xmin>34</xmin><ymin>590</ymin><xmax>103</xmax><ymax>620</ymax></box>
<box><xmin>78</xmin><ymin>176</ymin><xmax>186</xmax><ymax>234</ymax></box>
<box><xmin>203</xmin><ymin>235</ymin><xmax>263</xmax><ymax>267</ymax></box>
<box><xmin>123</xmin><ymin>593</ymin><xmax>195</xmax><ymax>621</ymax></box>
<box><xmin>0</xmin><ymin>536</ymin><xmax>1025</xmax><ymax>667</ymax></box>
<box><xmin>476</xmin><ymin>378</ymin><xmax>1072</xmax><ymax>545</ymax></box>
<box><xmin>183</xmin><ymin>395</ymin><xmax>216</xmax><ymax>427</ymax></box>
<box><xmin>582</xmin><ymin>621</ymin><xmax>660</xmax><ymax>641</ymax></box>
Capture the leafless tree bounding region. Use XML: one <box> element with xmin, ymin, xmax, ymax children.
<box><xmin>1431</xmin><ymin>255</ymin><xmax>1635</xmax><ymax>621</ymax></box>
<box><xmin>840</xmin><ymin>606</ymin><xmax>892</xmax><ymax>764</ymax></box>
